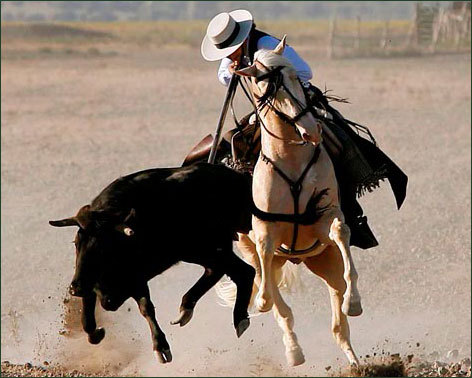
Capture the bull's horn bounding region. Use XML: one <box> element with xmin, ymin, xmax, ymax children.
<box><xmin>49</xmin><ymin>218</ymin><xmax>79</xmax><ymax>227</ymax></box>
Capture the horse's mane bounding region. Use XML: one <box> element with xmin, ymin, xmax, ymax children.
<box><xmin>254</xmin><ymin>49</ymin><xmax>293</xmax><ymax>70</ymax></box>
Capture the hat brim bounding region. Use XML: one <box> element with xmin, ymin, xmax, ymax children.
<box><xmin>201</xmin><ymin>10</ymin><xmax>253</xmax><ymax>61</ymax></box>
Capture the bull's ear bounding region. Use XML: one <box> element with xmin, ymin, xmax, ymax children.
<box><xmin>235</xmin><ymin>64</ymin><xmax>258</xmax><ymax>77</ymax></box>
<box><xmin>123</xmin><ymin>208</ymin><xmax>136</xmax><ymax>223</ymax></box>
<box><xmin>273</xmin><ymin>35</ymin><xmax>287</xmax><ymax>55</ymax></box>
<box><xmin>49</xmin><ymin>217</ymin><xmax>79</xmax><ymax>227</ymax></box>
<box><xmin>75</xmin><ymin>205</ymin><xmax>94</xmax><ymax>229</ymax></box>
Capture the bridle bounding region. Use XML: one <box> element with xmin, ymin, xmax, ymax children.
<box><xmin>242</xmin><ymin>61</ymin><xmax>322</xmax><ymax>146</ymax></box>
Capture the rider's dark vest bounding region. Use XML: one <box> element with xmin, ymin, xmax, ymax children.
<box><xmin>247</xmin><ymin>28</ymin><xmax>272</xmax><ymax>63</ymax></box>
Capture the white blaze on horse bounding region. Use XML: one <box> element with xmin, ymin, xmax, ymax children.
<box><xmin>232</xmin><ymin>36</ymin><xmax>362</xmax><ymax>367</ymax></box>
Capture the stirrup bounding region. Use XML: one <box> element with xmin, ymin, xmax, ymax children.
<box><xmin>221</xmin><ymin>157</ymin><xmax>254</xmax><ymax>175</ymax></box>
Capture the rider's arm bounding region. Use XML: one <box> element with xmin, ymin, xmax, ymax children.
<box><xmin>257</xmin><ymin>36</ymin><xmax>313</xmax><ymax>83</ymax></box>
<box><xmin>217</xmin><ymin>35</ymin><xmax>313</xmax><ymax>86</ymax></box>
<box><xmin>218</xmin><ymin>57</ymin><xmax>233</xmax><ymax>86</ymax></box>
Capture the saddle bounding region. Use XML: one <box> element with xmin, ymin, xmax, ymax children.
<box><xmin>182</xmin><ymin>85</ymin><xmax>407</xmax><ymax>251</ymax></box>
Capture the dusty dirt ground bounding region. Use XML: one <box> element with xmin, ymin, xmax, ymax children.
<box><xmin>1</xmin><ymin>28</ymin><xmax>471</xmax><ymax>376</ymax></box>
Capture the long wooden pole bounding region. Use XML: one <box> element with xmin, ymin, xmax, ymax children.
<box><xmin>208</xmin><ymin>74</ymin><xmax>240</xmax><ymax>164</ymax></box>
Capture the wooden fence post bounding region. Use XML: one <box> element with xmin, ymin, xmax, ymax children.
<box><xmin>381</xmin><ymin>20</ymin><xmax>390</xmax><ymax>54</ymax></box>
<box><xmin>355</xmin><ymin>15</ymin><xmax>361</xmax><ymax>51</ymax></box>
<box><xmin>327</xmin><ymin>16</ymin><xmax>336</xmax><ymax>59</ymax></box>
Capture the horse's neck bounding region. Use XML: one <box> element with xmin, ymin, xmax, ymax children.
<box><xmin>260</xmin><ymin>113</ymin><xmax>314</xmax><ymax>171</ymax></box>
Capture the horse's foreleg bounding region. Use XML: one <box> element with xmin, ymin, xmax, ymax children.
<box><xmin>305</xmin><ymin>248</ymin><xmax>359</xmax><ymax>367</ymax></box>
<box><xmin>236</xmin><ymin>232</ymin><xmax>262</xmax><ymax>300</ymax></box>
<box><xmin>254</xmin><ymin>231</ymin><xmax>276</xmax><ymax>312</ymax></box>
<box><xmin>271</xmin><ymin>257</ymin><xmax>305</xmax><ymax>366</ymax></box>
<box><xmin>328</xmin><ymin>217</ymin><xmax>362</xmax><ymax>317</ymax></box>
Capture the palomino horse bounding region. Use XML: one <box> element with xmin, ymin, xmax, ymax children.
<box><xmin>233</xmin><ymin>37</ymin><xmax>362</xmax><ymax>367</ymax></box>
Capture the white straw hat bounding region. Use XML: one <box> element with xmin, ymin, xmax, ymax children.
<box><xmin>201</xmin><ymin>10</ymin><xmax>253</xmax><ymax>61</ymax></box>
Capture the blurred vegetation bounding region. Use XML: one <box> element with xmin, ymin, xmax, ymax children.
<box><xmin>0</xmin><ymin>19</ymin><xmax>411</xmax><ymax>48</ymax></box>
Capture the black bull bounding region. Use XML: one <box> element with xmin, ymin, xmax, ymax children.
<box><xmin>50</xmin><ymin>163</ymin><xmax>256</xmax><ymax>363</ymax></box>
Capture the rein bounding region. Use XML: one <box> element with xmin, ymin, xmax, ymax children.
<box><xmin>250</xmin><ymin>62</ymin><xmax>322</xmax><ymax>146</ymax></box>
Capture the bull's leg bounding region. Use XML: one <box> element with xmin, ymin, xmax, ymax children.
<box><xmin>222</xmin><ymin>250</ymin><xmax>256</xmax><ymax>338</ymax></box>
<box><xmin>133</xmin><ymin>286</ymin><xmax>172</xmax><ymax>364</ymax></box>
<box><xmin>171</xmin><ymin>266</ymin><xmax>224</xmax><ymax>327</ymax></box>
<box><xmin>81</xmin><ymin>293</ymin><xmax>105</xmax><ymax>345</ymax></box>
<box><xmin>304</xmin><ymin>247</ymin><xmax>360</xmax><ymax>366</ymax></box>
<box><xmin>271</xmin><ymin>257</ymin><xmax>305</xmax><ymax>366</ymax></box>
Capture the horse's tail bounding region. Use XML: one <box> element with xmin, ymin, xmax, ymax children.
<box><xmin>215</xmin><ymin>262</ymin><xmax>303</xmax><ymax>311</ymax></box>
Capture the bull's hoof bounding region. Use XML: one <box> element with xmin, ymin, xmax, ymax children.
<box><xmin>286</xmin><ymin>348</ymin><xmax>305</xmax><ymax>366</ymax></box>
<box><xmin>88</xmin><ymin>328</ymin><xmax>105</xmax><ymax>345</ymax></box>
<box><xmin>155</xmin><ymin>348</ymin><xmax>172</xmax><ymax>364</ymax></box>
<box><xmin>342</xmin><ymin>299</ymin><xmax>363</xmax><ymax>317</ymax></box>
<box><xmin>235</xmin><ymin>318</ymin><xmax>250</xmax><ymax>338</ymax></box>
<box><xmin>170</xmin><ymin>308</ymin><xmax>194</xmax><ymax>327</ymax></box>
<box><xmin>255</xmin><ymin>295</ymin><xmax>273</xmax><ymax>313</ymax></box>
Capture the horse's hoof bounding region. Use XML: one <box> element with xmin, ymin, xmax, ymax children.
<box><xmin>155</xmin><ymin>348</ymin><xmax>172</xmax><ymax>364</ymax></box>
<box><xmin>342</xmin><ymin>300</ymin><xmax>363</xmax><ymax>317</ymax></box>
<box><xmin>256</xmin><ymin>295</ymin><xmax>273</xmax><ymax>313</ymax></box>
<box><xmin>88</xmin><ymin>327</ymin><xmax>105</xmax><ymax>344</ymax></box>
<box><xmin>170</xmin><ymin>308</ymin><xmax>194</xmax><ymax>327</ymax></box>
<box><xmin>235</xmin><ymin>318</ymin><xmax>250</xmax><ymax>338</ymax></box>
<box><xmin>286</xmin><ymin>348</ymin><xmax>305</xmax><ymax>366</ymax></box>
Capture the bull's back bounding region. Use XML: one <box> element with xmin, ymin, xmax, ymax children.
<box><xmin>90</xmin><ymin>164</ymin><xmax>252</xmax><ymax>240</ymax></box>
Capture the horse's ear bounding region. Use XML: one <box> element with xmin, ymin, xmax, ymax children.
<box><xmin>273</xmin><ymin>35</ymin><xmax>287</xmax><ymax>55</ymax></box>
<box><xmin>235</xmin><ymin>64</ymin><xmax>258</xmax><ymax>77</ymax></box>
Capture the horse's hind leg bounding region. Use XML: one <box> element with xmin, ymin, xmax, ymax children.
<box><xmin>305</xmin><ymin>248</ymin><xmax>359</xmax><ymax>366</ymax></box>
<box><xmin>328</xmin><ymin>217</ymin><xmax>362</xmax><ymax>316</ymax></box>
<box><xmin>272</xmin><ymin>256</ymin><xmax>305</xmax><ymax>366</ymax></box>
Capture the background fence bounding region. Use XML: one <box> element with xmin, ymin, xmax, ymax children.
<box><xmin>327</xmin><ymin>2</ymin><xmax>471</xmax><ymax>58</ymax></box>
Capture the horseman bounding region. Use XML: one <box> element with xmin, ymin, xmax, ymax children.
<box><xmin>185</xmin><ymin>9</ymin><xmax>407</xmax><ymax>250</ymax></box>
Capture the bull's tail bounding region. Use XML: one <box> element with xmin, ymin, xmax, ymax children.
<box><xmin>215</xmin><ymin>262</ymin><xmax>302</xmax><ymax>312</ymax></box>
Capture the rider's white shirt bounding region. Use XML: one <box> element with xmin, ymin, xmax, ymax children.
<box><xmin>217</xmin><ymin>35</ymin><xmax>313</xmax><ymax>86</ymax></box>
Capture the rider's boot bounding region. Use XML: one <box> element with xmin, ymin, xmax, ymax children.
<box><xmin>342</xmin><ymin>193</ymin><xmax>378</xmax><ymax>249</ymax></box>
